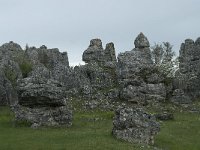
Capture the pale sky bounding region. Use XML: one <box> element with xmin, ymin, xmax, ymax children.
<box><xmin>0</xmin><ymin>0</ymin><xmax>200</xmax><ymax>66</ymax></box>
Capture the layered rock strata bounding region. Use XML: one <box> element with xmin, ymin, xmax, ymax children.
<box><xmin>12</xmin><ymin>77</ymin><xmax>72</xmax><ymax>127</ymax></box>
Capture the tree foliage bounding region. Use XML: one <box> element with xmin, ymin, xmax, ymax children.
<box><xmin>151</xmin><ymin>42</ymin><xmax>178</xmax><ymax>77</ymax></box>
<box><xmin>4</xmin><ymin>67</ymin><xmax>17</xmax><ymax>86</ymax></box>
<box><xmin>19</xmin><ymin>59</ymin><xmax>32</xmax><ymax>78</ymax></box>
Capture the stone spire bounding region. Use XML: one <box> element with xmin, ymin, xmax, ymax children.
<box><xmin>134</xmin><ymin>32</ymin><xmax>150</xmax><ymax>48</ymax></box>
<box><xmin>89</xmin><ymin>39</ymin><xmax>103</xmax><ymax>49</ymax></box>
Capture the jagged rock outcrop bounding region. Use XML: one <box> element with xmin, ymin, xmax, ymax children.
<box><xmin>0</xmin><ymin>70</ymin><xmax>18</xmax><ymax>106</ymax></box>
<box><xmin>73</xmin><ymin>39</ymin><xmax>119</xmax><ymax>104</ymax></box>
<box><xmin>0</xmin><ymin>41</ymin><xmax>23</xmax><ymax>105</ymax></box>
<box><xmin>12</xmin><ymin>76</ymin><xmax>72</xmax><ymax>127</ymax></box>
<box><xmin>82</xmin><ymin>39</ymin><xmax>116</xmax><ymax>65</ymax></box>
<box><xmin>118</xmin><ymin>33</ymin><xmax>166</xmax><ymax>104</ymax></box>
<box><xmin>0</xmin><ymin>41</ymin><xmax>74</xmax><ymax>106</ymax></box>
<box><xmin>25</xmin><ymin>46</ymin><xmax>74</xmax><ymax>88</ymax></box>
<box><xmin>173</xmin><ymin>37</ymin><xmax>200</xmax><ymax>103</ymax></box>
<box><xmin>112</xmin><ymin>106</ymin><xmax>160</xmax><ymax>145</ymax></box>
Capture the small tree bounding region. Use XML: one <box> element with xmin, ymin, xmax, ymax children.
<box><xmin>151</xmin><ymin>42</ymin><xmax>177</xmax><ymax>77</ymax></box>
<box><xmin>151</xmin><ymin>43</ymin><xmax>164</xmax><ymax>65</ymax></box>
<box><xmin>162</xmin><ymin>42</ymin><xmax>175</xmax><ymax>64</ymax></box>
<box><xmin>25</xmin><ymin>44</ymin><xmax>29</xmax><ymax>50</ymax></box>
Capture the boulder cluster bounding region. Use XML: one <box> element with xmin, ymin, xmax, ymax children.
<box><xmin>0</xmin><ymin>33</ymin><xmax>200</xmax><ymax>144</ymax></box>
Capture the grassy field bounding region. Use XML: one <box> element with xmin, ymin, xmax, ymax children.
<box><xmin>0</xmin><ymin>107</ymin><xmax>200</xmax><ymax>150</ymax></box>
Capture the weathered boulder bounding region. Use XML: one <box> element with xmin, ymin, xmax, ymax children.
<box><xmin>112</xmin><ymin>106</ymin><xmax>160</xmax><ymax>145</ymax></box>
<box><xmin>12</xmin><ymin>76</ymin><xmax>72</xmax><ymax>127</ymax></box>
<box><xmin>12</xmin><ymin>105</ymin><xmax>72</xmax><ymax>128</ymax></box>
<box><xmin>17</xmin><ymin>77</ymin><xmax>67</xmax><ymax>107</ymax></box>
<box><xmin>155</xmin><ymin>112</ymin><xmax>174</xmax><ymax>121</ymax></box>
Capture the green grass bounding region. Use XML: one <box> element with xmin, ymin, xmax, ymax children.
<box><xmin>155</xmin><ymin>112</ymin><xmax>200</xmax><ymax>150</ymax></box>
<box><xmin>0</xmin><ymin>107</ymin><xmax>200</xmax><ymax>150</ymax></box>
<box><xmin>0</xmin><ymin>107</ymin><xmax>148</xmax><ymax>150</ymax></box>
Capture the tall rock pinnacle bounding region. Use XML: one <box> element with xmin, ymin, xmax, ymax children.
<box><xmin>134</xmin><ymin>32</ymin><xmax>150</xmax><ymax>48</ymax></box>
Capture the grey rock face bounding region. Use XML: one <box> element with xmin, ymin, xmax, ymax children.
<box><xmin>174</xmin><ymin>37</ymin><xmax>200</xmax><ymax>100</ymax></box>
<box><xmin>112</xmin><ymin>106</ymin><xmax>160</xmax><ymax>145</ymax></box>
<box><xmin>25</xmin><ymin>46</ymin><xmax>72</xmax><ymax>88</ymax></box>
<box><xmin>82</xmin><ymin>39</ymin><xmax>117</xmax><ymax>65</ymax></box>
<box><xmin>155</xmin><ymin>112</ymin><xmax>174</xmax><ymax>121</ymax></box>
<box><xmin>0</xmin><ymin>70</ymin><xmax>18</xmax><ymax>106</ymax></box>
<box><xmin>0</xmin><ymin>41</ymin><xmax>23</xmax><ymax>61</ymax></box>
<box><xmin>0</xmin><ymin>41</ymin><xmax>23</xmax><ymax>105</ymax></box>
<box><xmin>73</xmin><ymin>39</ymin><xmax>118</xmax><ymax>103</ymax></box>
<box><xmin>11</xmin><ymin>76</ymin><xmax>72</xmax><ymax>127</ymax></box>
<box><xmin>82</xmin><ymin>39</ymin><xmax>104</xmax><ymax>63</ymax></box>
<box><xmin>17</xmin><ymin>77</ymin><xmax>67</xmax><ymax>107</ymax></box>
<box><xmin>12</xmin><ymin>77</ymin><xmax>72</xmax><ymax>127</ymax></box>
<box><xmin>118</xmin><ymin>33</ymin><xmax>166</xmax><ymax>104</ymax></box>
<box><xmin>170</xmin><ymin>89</ymin><xmax>191</xmax><ymax>105</ymax></box>
<box><xmin>12</xmin><ymin>105</ymin><xmax>72</xmax><ymax>127</ymax></box>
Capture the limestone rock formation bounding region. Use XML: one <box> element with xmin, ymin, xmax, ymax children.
<box><xmin>0</xmin><ymin>69</ymin><xmax>18</xmax><ymax>106</ymax></box>
<box><xmin>12</xmin><ymin>76</ymin><xmax>72</xmax><ymax>127</ymax></box>
<box><xmin>112</xmin><ymin>106</ymin><xmax>160</xmax><ymax>145</ymax></box>
<box><xmin>82</xmin><ymin>39</ymin><xmax>117</xmax><ymax>65</ymax></box>
<box><xmin>12</xmin><ymin>105</ymin><xmax>72</xmax><ymax>128</ymax></box>
<box><xmin>118</xmin><ymin>33</ymin><xmax>166</xmax><ymax>104</ymax></box>
<box><xmin>17</xmin><ymin>77</ymin><xmax>67</xmax><ymax>107</ymax></box>
<box><xmin>0</xmin><ymin>41</ymin><xmax>73</xmax><ymax>126</ymax></box>
<box><xmin>0</xmin><ymin>41</ymin><xmax>23</xmax><ymax>105</ymax></box>
<box><xmin>73</xmin><ymin>39</ymin><xmax>118</xmax><ymax>103</ymax></box>
<box><xmin>25</xmin><ymin>46</ymin><xmax>73</xmax><ymax>88</ymax></box>
<box><xmin>0</xmin><ymin>41</ymin><xmax>73</xmax><ymax>106</ymax></box>
<box><xmin>174</xmin><ymin>37</ymin><xmax>200</xmax><ymax>102</ymax></box>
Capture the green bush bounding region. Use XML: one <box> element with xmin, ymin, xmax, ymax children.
<box><xmin>19</xmin><ymin>60</ymin><xmax>32</xmax><ymax>78</ymax></box>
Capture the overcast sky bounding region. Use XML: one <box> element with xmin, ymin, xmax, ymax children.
<box><xmin>0</xmin><ymin>0</ymin><xmax>200</xmax><ymax>66</ymax></box>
